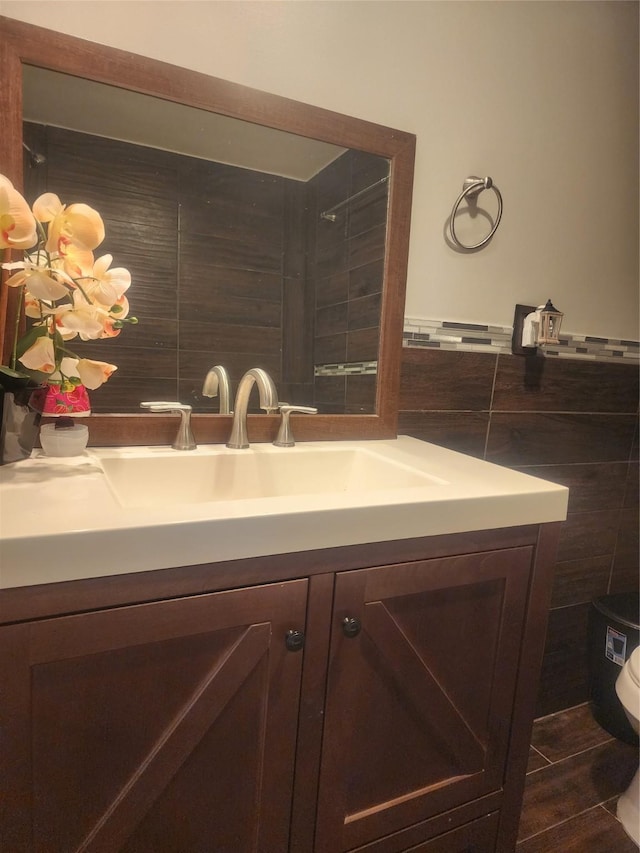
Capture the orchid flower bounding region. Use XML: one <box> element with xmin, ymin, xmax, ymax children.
<box><xmin>18</xmin><ymin>335</ymin><xmax>56</xmax><ymax>374</ymax></box>
<box><xmin>0</xmin><ymin>175</ymin><xmax>37</xmax><ymax>250</ymax></box>
<box><xmin>76</xmin><ymin>358</ymin><xmax>117</xmax><ymax>389</ymax></box>
<box><xmin>4</xmin><ymin>255</ymin><xmax>73</xmax><ymax>301</ymax></box>
<box><xmin>32</xmin><ymin>192</ymin><xmax>105</xmax><ymax>254</ymax></box>
<box><xmin>1</xmin><ymin>174</ymin><xmax>135</xmax><ymax>389</ymax></box>
<box><xmin>84</xmin><ymin>254</ymin><xmax>131</xmax><ymax>306</ymax></box>
<box><xmin>54</xmin><ymin>297</ymin><xmax>105</xmax><ymax>341</ymax></box>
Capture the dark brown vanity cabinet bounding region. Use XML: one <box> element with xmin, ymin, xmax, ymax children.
<box><xmin>1</xmin><ymin>581</ymin><xmax>309</xmax><ymax>853</ymax></box>
<box><xmin>315</xmin><ymin>549</ymin><xmax>531</xmax><ymax>852</ymax></box>
<box><xmin>0</xmin><ymin>526</ymin><xmax>559</xmax><ymax>853</ymax></box>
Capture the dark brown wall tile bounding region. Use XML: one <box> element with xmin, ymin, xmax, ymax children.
<box><xmin>90</xmin><ymin>377</ymin><xmax>179</xmax><ymax>413</ymax></box>
<box><xmin>315</xmin><ymin>240</ymin><xmax>348</xmax><ymax>278</ymax></box>
<box><xmin>493</xmin><ymin>355</ymin><xmax>639</xmax><ymax>413</ymax></box>
<box><xmin>316</xmin><ymin>272</ymin><xmax>349</xmax><ymax>309</ymax></box>
<box><xmin>348</xmin><ymin>222</ymin><xmax>386</xmax><ymax>268</ymax></box>
<box><xmin>348</xmin><ymin>293</ymin><xmax>381</xmax><ymax>332</ymax></box>
<box><xmin>75</xmin><ymin>342</ymin><xmax>177</xmax><ymax>380</ymax></box>
<box><xmin>610</xmin><ymin>507</ymin><xmax>640</xmax><ymax>594</ymax></box>
<box><xmin>556</xmin><ymin>510</ymin><xmax>620</xmax><ymax>563</ymax></box>
<box><xmin>179</xmin><ymin>320</ymin><xmax>281</xmax><ymax>356</ymax></box>
<box><xmin>314</xmin><ymin>376</ymin><xmax>346</xmax><ymax>411</ymax></box>
<box><xmin>103</xmin><ymin>219</ymin><xmax>178</xmax><ymax>321</ymax></box>
<box><xmin>624</xmin><ymin>463</ymin><xmax>639</xmax><ymax>507</ymax></box>
<box><xmin>349</xmin><ymin>191</ymin><xmax>388</xmax><ymax>238</ymax></box>
<box><xmin>180</xmin><ymin>229</ymin><xmax>282</xmax><ymax>275</ymax></box>
<box><xmin>347</xmin><ymin>328</ymin><xmax>379</xmax><ymax>363</ymax></box>
<box><xmin>314</xmin><ymin>333</ymin><xmax>347</xmax><ymax>365</ymax></box>
<box><xmin>345</xmin><ymin>374</ymin><xmax>376</xmax><ymax>413</ymax></box>
<box><xmin>46</xmin><ymin>126</ymin><xmax>179</xmax><ymax>221</ymax></box>
<box><xmin>551</xmin><ymin>555</ymin><xmax>613</xmax><ymax>609</ymax></box>
<box><xmin>536</xmin><ymin>603</ymin><xmax>591</xmax><ymax>717</ymax></box>
<box><xmin>349</xmin><ymin>259</ymin><xmax>384</xmax><ymax>300</ymax></box>
<box><xmin>486</xmin><ymin>413</ymin><xmax>637</xmax><ymax>466</ymax></box>
<box><xmin>397</xmin><ymin>412</ymin><xmax>489</xmax><ymax>458</ymax></box>
<box><xmin>400</xmin><ymin>349</ymin><xmax>497</xmax><ymax>411</ymax></box>
<box><xmin>178</xmin><ymin>351</ymin><xmax>281</xmax><ymax>385</ymax></box>
<box><xmin>514</xmin><ymin>463</ymin><xmax>629</xmax><ymax>514</ymax></box>
<box><xmin>179</xmin><ymin>263</ymin><xmax>282</xmax><ymax>308</ymax></box>
<box><xmin>316</xmin><ymin>302</ymin><xmax>348</xmax><ymax>338</ymax></box>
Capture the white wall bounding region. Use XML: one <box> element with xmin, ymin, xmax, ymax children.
<box><xmin>3</xmin><ymin>0</ymin><xmax>638</xmax><ymax>340</ymax></box>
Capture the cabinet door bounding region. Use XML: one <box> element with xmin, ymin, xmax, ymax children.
<box><xmin>1</xmin><ymin>579</ymin><xmax>307</xmax><ymax>853</ymax></box>
<box><xmin>315</xmin><ymin>548</ymin><xmax>532</xmax><ymax>852</ymax></box>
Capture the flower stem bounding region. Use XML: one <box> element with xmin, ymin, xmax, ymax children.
<box><xmin>10</xmin><ymin>284</ymin><xmax>25</xmax><ymax>370</ymax></box>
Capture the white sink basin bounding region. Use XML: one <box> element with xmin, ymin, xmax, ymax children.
<box><xmin>99</xmin><ymin>445</ymin><xmax>446</xmax><ymax>508</ymax></box>
<box><xmin>0</xmin><ymin>437</ymin><xmax>569</xmax><ymax>589</ymax></box>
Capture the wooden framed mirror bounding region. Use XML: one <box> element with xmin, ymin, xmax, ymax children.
<box><xmin>0</xmin><ymin>16</ymin><xmax>415</xmax><ymax>445</ymax></box>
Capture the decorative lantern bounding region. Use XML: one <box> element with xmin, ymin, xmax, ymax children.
<box><xmin>537</xmin><ymin>300</ymin><xmax>564</xmax><ymax>346</ymax></box>
<box><xmin>512</xmin><ymin>300</ymin><xmax>564</xmax><ymax>355</ymax></box>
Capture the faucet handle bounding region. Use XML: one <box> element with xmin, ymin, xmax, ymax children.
<box><xmin>274</xmin><ymin>404</ymin><xmax>318</xmax><ymax>448</ymax></box>
<box><xmin>140</xmin><ymin>402</ymin><xmax>197</xmax><ymax>451</ymax></box>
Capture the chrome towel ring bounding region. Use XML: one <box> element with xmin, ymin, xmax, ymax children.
<box><xmin>449</xmin><ymin>176</ymin><xmax>503</xmax><ymax>250</ymax></box>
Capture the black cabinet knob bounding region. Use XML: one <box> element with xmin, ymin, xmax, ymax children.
<box><xmin>342</xmin><ymin>616</ymin><xmax>362</xmax><ymax>638</ymax></box>
<box><xmin>285</xmin><ymin>629</ymin><xmax>305</xmax><ymax>652</ymax></box>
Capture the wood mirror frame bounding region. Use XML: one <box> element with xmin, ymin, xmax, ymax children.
<box><xmin>0</xmin><ymin>16</ymin><xmax>415</xmax><ymax>446</ymax></box>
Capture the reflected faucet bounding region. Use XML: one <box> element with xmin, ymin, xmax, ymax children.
<box><xmin>202</xmin><ymin>365</ymin><xmax>231</xmax><ymax>414</ymax></box>
<box><xmin>227</xmin><ymin>368</ymin><xmax>278</xmax><ymax>449</ymax></box>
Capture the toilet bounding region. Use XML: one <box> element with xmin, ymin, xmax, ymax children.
<box><xmin>616</xmin><ymin>646</ymin><xmax>640</xmax><ymax>846</ymax></box>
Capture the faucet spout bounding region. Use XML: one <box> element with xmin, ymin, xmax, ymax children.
<box><xmin>227</xmin><ymin>368</ymin><xmax>278</xmax><ymax>449</ymax></box>
<box><xmin>202</xmin><ymin>365</ymin><xmax>231</xmax><ymax>414</ymax></box>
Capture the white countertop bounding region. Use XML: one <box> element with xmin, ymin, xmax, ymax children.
<box><xmin>0</xmin><ymin>436</ymin><xmax>568</xmax><ymax>589</ymax></box>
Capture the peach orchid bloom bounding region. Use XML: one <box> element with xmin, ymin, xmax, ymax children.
<box><xmin>54</xmin><ymin>301</ymin><xmax>105</xmax><ymax>341</ymax></box>
<box><xmin>76</xmin><ymin>358</ymin><xmax>117</xmax><ymax>390</ymax></box>
<box><xmin>24</xmin><ymin>292</ymin><xmax>44</xmax><ymax>320</ymax></box>
<box><xmin>86</xmin><ymin>254</ymin><xmax>131</xmax><ymax>306</ymax></box>
<box><xmin>18</xmin><ymin>335</ymin><xmax>56</xmax><ymax>374</ymax></box>
<box><xmin>61</xmin><ymin>243</ymin><xmax>95</xmax><ymax>280</ymax></box>
<box><xmin>0</xmin><ymin>175</ymin><xmax>37</xmax><ymax>250</ymax></box>
<box><xmin>5</xmin><ymin>265</ymin><xmax>71</xmax><ymax>302</ymax></box>
<box><xmin>33</xmin><ymin>192</ymin><xmax>105</xmax><ymax>255</ymax></box>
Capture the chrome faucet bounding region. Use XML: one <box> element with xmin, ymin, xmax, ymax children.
<box><xmin>202</xmin><ymin>365</ymin><xmax>231</xmax><ymax>414</ymax></box>
<box><xmin>140</xmin><ymin>402</ymin><xmax>197</xmax><ymax>451</ymax></box>
<box><xmin>227</xmin><ymin>368</ymin><xmax>278</xmax><ymax>449</ymax></box>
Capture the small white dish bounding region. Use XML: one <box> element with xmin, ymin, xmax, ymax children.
<box><xmin>40</xmin><ymin>423</ymin><xmax>89</xmax><ymax>457</ymax></box>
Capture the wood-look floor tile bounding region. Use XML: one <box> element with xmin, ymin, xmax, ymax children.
<box><xmin>518</xmin><ymin>740</ymin><xmax>637</xmax><ymax>841</ymax></box>
<box><xmin>530</xmin><ymin>703</ymin><xmax>612</xmax><ymax>763</ymax></box>
<box><xmin>527</xmin><ymin>746</ymin><xmax>551</xmax><ymax>774</ymax></box>
<box><xmin>517</xmin><ymin>804</ymin><xmax>637</xmax><ymax>852</ymax></box>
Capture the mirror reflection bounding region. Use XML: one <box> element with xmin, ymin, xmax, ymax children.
<box><xmin>23</xmin><ymin>67</ymin><xmax>390</xmax><ymax>415</ymax></box>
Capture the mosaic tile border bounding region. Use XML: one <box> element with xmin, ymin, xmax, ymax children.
<box><xmin>404</xmin><ymin>317</ymin><xmax>640</xmax><ymax>364</ymax></box>
<box><xmin>315</xmin><ymin>361</ymin><xmax>377</xmax><ymax>376</ymax></box>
